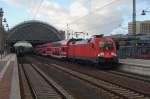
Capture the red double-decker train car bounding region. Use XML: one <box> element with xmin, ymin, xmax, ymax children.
<box><xmin>34</xmin><ymin>35</ymin><xmax>118</xmax><ymax>66</ymax></box>
<box><xmin>35</xmin><ymin>43</ymin><xmax>51</xmax><ymax>56</ymax></box>
<box><xmin>50</xmin><ymin>40</ymin><xmax>70</xmax><ymax>58</ymax></box>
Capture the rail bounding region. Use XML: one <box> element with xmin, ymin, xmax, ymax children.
<box><xmin>19</xmin><ymin>57</ymin><xmax>74</xmax><ymax>99</ymax></box>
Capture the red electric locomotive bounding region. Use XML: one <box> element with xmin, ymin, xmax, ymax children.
<box><xmin>67</xmin><ymin>35</ymin><xmax>118</xmax><ymax>64</ymax></box>
<box><xmin>34</xmin><ymin>35</ymin><xmax>118</xmax><ymax>66</ymax></box>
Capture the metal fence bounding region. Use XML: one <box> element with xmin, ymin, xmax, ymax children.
<box><xmin>118</xmin><ymin>46</ymin><xmax>150</xmax><ymax>59</ymax></box>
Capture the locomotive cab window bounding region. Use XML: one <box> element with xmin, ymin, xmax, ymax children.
<box><xmin>99</xmin><ymin>42</ymin><xmax>113</xmax><ymax>50</ymax></box>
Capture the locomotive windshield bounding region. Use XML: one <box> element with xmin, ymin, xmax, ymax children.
<box><xmin>99</xmin><ymin>42</ymin><xmax>113</xmax><ymax>50</ymax></box>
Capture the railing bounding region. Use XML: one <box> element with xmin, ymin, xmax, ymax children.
<box><xmin>118</xmin><ymin>46</ymin><xmax>150</xmax><ymax>59</ymax></box>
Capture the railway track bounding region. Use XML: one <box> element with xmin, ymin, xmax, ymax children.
<box><xmin>47</xmin><ymin>63</ymin><xmax>150</xmax><ymax>99</ymax></box>
<box><xmin>36</xmin><ymin>56</ymin><xmax>150</xmax><ymax>92</ymax></box>
<box><xmin>108</xmin><ymin>70</ymin><xmax>150</xmax><ymax>83</ymax></box>
<box><xmin>31</xmin><ymin>56</ymin><xmax>150</xmax><ymax>99</ymax></box>
<box><xmin>18</xmin><ymin>57</ymin><xmax>74</xmax><ymax>99</ymax></box>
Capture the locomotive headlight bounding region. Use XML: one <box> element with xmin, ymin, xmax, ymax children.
<box><xmin>98</xmin><ymin>52</ymin><xmax>105</xmax><ymax>56</ymax></box>
<box><xmin>111</xmin><ymin>52</ymin><xmax>117</xmax><ymax>56</ymax></box>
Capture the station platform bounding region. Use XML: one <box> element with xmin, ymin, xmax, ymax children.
<box><xmin>119</xmin><ymin>58</ymin><xmax>150</xmax><ymax>76</ymax></box>
<box><xmin>119</xmin><ymin>58</ymin><xmax>150</xmax><ymax>67</ymax></box>
<box><xmin>0</xmin><ymin>54</ymin><xmax>20</xmax><ymax>99</ymax></box>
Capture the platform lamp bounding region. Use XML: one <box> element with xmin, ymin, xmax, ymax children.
<box><xmin>3</xmin><ymin>18</ymin><xmax>7</xmax><ymax>27</ymax></box>
<box><xmin>3</xmin><ymin>18</ymin><xmax>7</xmax><ymax>33</ymax></box>
<box><xmin>3</xmin><ymin>18</ymin><xmax>6</xmax><ymax>23</ymax></box>
<box><xmin>6</xmin><ymin>24</ymin><xmax>9</xmax><ymax>31</ymax></box>
<box><xmin>141</xmin><ymin>10</ymin><xmax>150</xmax><ymax>15</ymax></box>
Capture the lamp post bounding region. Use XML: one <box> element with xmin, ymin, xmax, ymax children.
<box><xmin>132</xmin><ymin>0</ymin><xmax>136</xmax><ymax>36</ymax></box>
<box><xmin>0</xmin><ymin>8</ymin><xmax>4</xmax><ymax>59</ymax></box>
<box><xmin>66</xmin><ymin>24</ymin><xmax>70</xmax><ymax>39</ymax></box>
<box><xmin>0</xmin><ymin>9</ymin><xmax>8</xmax><ymax>58</ymax></box>
<box><xmin>0</xmin><ymin>8</ymin><xmax>3</xmax><ymax>27</ymax></box>
<box><xmin>2</xmin><ymin>18</ymin><xmax>7</xmax><ymax>57</ymax></box>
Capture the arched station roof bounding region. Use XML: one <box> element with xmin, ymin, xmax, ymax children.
<box><xmin>7</xmin><ymin>20</ymin><xmax>63</xmax><ymax>45</ymax></box>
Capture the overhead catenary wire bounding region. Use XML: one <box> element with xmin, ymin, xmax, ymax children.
<box><xmin>81</xmin><ymin>18</ymin><xmax>123</xmax><ymax>32</ymax></box>
<box><xmin>26</xmin><ymin>0</ymin><xmax>36</xmax><ymax>20</ymax></box>
<box><xmin>69</xmin><ymin>0</ymin><xmax>122</xmax><ymax>25</ymax></box>
<box><xmin>30</xmin><ymin>0</ymin><xmax>125</xmax><ymax>35</ymax></box>
<box><xmin>63</xmin><ymin>0</ymin><xmax>123</xmax><ymax>34</ymax></box>
<box><xmin>30</xmin><ymin>0</ymin><xmax>122</xmax><ymax>29</ymax></box>
<box><xmin>33</xmin><ymin>0</ymin><xmax>44</xmax><ymax>19</ymax></box>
